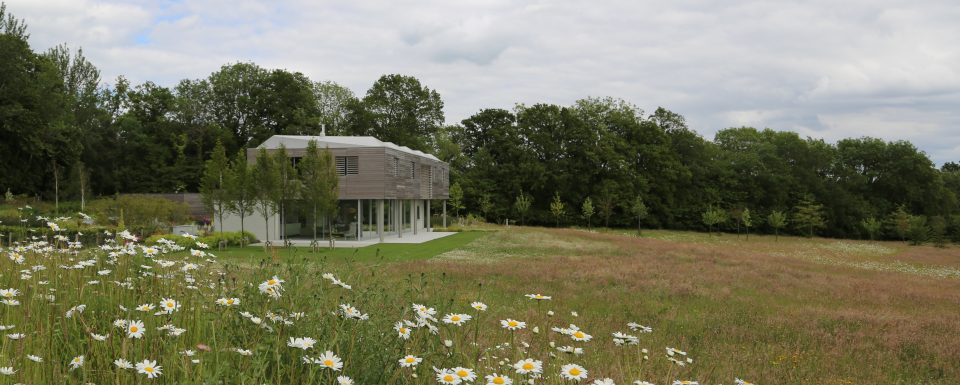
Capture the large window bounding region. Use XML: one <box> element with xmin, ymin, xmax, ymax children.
<box><xmin>336</xmin><ymin>156</ymin><xmax>359</xmax><ymax>176</ymax></box>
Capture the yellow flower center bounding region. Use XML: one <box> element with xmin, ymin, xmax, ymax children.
<box><xmin>569</xmin><ymin>368</ymin><xmax>581</xmax><ymax>376</ymax></box>
<box><xmin>399</xmin><ymin>328</ymin><xmax>407</xmax><ymax>334</ymax></box>
<box><xmin>522</xmin><ymin>363</ymin><xmax>534</xmax><ymax>370</ymax></box>
<box><xmin>130</xmin><ymin>326</ymin><xmax>138</xmax><ymax>333</ymax></box>
<box><xmin>508</xmin><ymin>321</ymin><xmax>518</xmax><ymax>327</ymax></box>
<box><xmin>493</xmin><ymin>377</ymin><xmax>505</xmax><ymax>384</ymax></box>
<box><xmin>268</xmin><ymin>279</ymin><xmax>277</xmax><ymax>285</ymax></box>
<box><xmin>145</xmin><ymin>367</ymin><xmax>154</xmax><ymax>373</ymax></box>
<box><xmin>405</xmin><ymin>357</ymin><xmax>415</xmax><ymax>363</ymax></box>
<box><xmin>323</xmin><ymin>359</ymin><xmax>333</xmax><ymax>366</ymax></box>
<box><xmin>451</xmin><ymin>315</ymin><xmax>461</xmax><ymax>321</ymax></box>
<box><xmin>443</xmin><ymin>374</ymin><xmax>455</xmax><ymax>382</ymax></box>
<box><xmin>227</xmin><ymin>299</ymin><xmax>234</xmax><ymax>304</ymax></box>
<box><xmin>457</xmin><ymin>370</ymin><xmax>468</xmax><ymax>377</ymax></box>
<box><xmin>574</xmin><ymin>331</ymin><xmax>585</xmax><ymax>339</ymax></box>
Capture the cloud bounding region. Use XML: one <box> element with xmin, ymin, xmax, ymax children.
<box><xmin>5</xmin><ymin>0</ymin><xmax>960</xmax><ymax>163</ymax></box>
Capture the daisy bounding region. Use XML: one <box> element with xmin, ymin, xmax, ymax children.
<box><xmin>734</xmin><ymin>379</ymin><xmax>754</xmax><ymax>385</ymax></box>
<box><xmin>399</xmin><ymin>354</ymin><xmax>422</xmax><ymax>368</ymax></box>
<box><xmin>560</xmin><ymin>364</ymin><xmax>588</xmax><ymax>381</ymax></box>
<box><xmin>627</xmin><ymin>322</ymin><xmax>652</xmax><ymax>333</ymax></box>
<box><xmin>500</xmin><ymin>319</ymin><xmax>526</xmax><ymax>331</ymax></box>
<box><xmin>442</xmin><ymin>313</ymin><xmax>472</xmax><ymax>326</ymax></box>
<box><xmin>0</xmin><ymin>367</ymin><xmax>14</xmax><ymax>375</ymax></box>
<box><xmin>68</xmin><ymin>355</ymin><xmax>84</xmax><ymax>371</ymax></box>
<box><xmin>137</xmin><ymin>303</ymin><xmax>155</xmax><ymax>312</ymax></box>
<box><xmin>216</xmin><ymin>297</ymin><xmax>240</xmax><ymax>306</ymax></box>
<box><xmin>27</xmin><ymin>355</ymin><xmax>42</xmax><ymax>362</ymax></box>
<box><xmin>127</xmin><ymin>320</ymin><xmax>145</xmax><ymax>339</ymax></box>
<box><xmin>453</xmin><ymin>367</ymin><xmax>477</xmax><ymax>382</ymax></box>
<box><xmin>159</xmin><ymin>298</ymin><xmax>180</xmax><ymax>313</ymax></box>
<box><xmin>1</xmin><ymin>299</ymin><xmax>19</xmax><ymax>306</ymax></box>
<box><xmin>436</xmin><ymin>369</ymin><xmax>463</xmax><ymax>384</ymax></box>
<box><xmin>339</xmin><ymin>304</ymin><xmax>369</xmax><ymax>320</ymax></box>
<box><xmin>571</xmin><ymin>330</ymin><xmax>592</xmax><ymax>342</ymax></box>
<box><xmin>525</xmin><ymin>294</ymin><xmax>551</xmax><ymax>300</ymax></box>
<box><xmin>235</xmin><ymin>348</ymin><xmax>253</xmax><ymax>356</ymax></box>
<box><xmin>136</xmin><ymin>359</ymin><xmax>162</xmax><ymax>378</ymax></box>
<box><xmin>258</xmin><ymin>276</ymin><xmax>284</xmax><ymax>298</ymax></box>
<box><xmin>592</xmin><ymin>379</ymin><xmax>615</xmax><ymax>385</ymax></box>
<box><xmin>91</xmin><ymin>333</ymin><xmax>109</xmax><ymax>341</ymax></box>
<box><xmin>0</xmin><ymin>289</ymin><xmax>18</xmax><ymax>298</ymax></box>
<box><xmin>471</xmin><ymin>302</ymin><xmax>488</xmax><ymax>311</ymax></box>
<box><xmin>634</xmin><ymin>382</ymin><xmax>655</xmax><ymax>385</ymax></box>
<box><xmin>485</xmin><ymin>373</ymin><xmax>513</xmax><ymax>385</ymax></box>
<box><xmin>412</xmin><ymin>303</ymin><xmax>437</xmax><ymax>319</ymax></box>
<box><xmin>287</xmin><ymin>337</ymin><xmax>317</xmax><ymax>350</ymax></box>
<box><xmin>6</xmin><ymin>333</ymin><xmax>24</xmax><ymax>340</ymax></box>
<box><xmin>671</xmin><ymin>381</ymin><xmax>699</xmax><ymax>385</ymax></box>
<box><xmin>337</xmin><ymin>375</ymin><xmax>354</xmax><ymax>385</ymax></box>
<box><xmin>314</xmin><ymin>351</ymin><xmax>343</xmax><ymax>371</ymax></box>
<box><xmin>395</xmin><ymin>321</ymin><xmax>412</xmax><ymax>339</ymax></box>
<box><xmin>513</xmin><ymin>358</ymin><xmax>543</xmax><ymax>375</ymax></box>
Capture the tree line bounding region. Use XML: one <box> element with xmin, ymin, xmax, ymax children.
<box><xmin>3</xmin><ymin>3</ymin><xmax>960</xmax><ymax>242</ymax></box>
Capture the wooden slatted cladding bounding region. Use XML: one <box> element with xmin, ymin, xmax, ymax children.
<box><xmin>248</xmin><ymin>145</ymin><xmax>449</xmax><ymax>200</ymax></box>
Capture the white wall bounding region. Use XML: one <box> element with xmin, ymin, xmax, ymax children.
<box><xmin>218</xmin><ymin>211</ymin><xmax>281</xmax><ymax>243</ymax></box>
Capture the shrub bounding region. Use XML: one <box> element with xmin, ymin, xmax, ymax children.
<box><xmin>145</xmin><ymin>231</ymin><xmax>258</xmax><ymax>248</ymax></box>
<box><xmin>88</xmin><ymin>195</ymin><xmax>190</xmax><ymax>234</ymax></box>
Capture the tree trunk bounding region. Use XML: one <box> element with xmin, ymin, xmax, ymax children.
<box><xmin>52</xmin><ymin>161</ymin><xmax>59</xmax><ymax>214</ymax></box>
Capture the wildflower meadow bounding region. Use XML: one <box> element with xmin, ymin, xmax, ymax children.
<box><xmin>0</xmin><ymin>213</ymin><xmax>758</xmax><ymax>385</ymax></box>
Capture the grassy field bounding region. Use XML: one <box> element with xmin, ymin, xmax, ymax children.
<box><xmin>200</xmin><ymin>227</ymin><xmax>958</xmax><ymax>384</ymax></box>
<box><xmin>2</xmin><ymin>225</ymin><xmax>957</xmax><ymax>384</ymax></box>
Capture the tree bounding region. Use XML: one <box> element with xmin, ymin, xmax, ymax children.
<box><xmin>861</xmin><ymin>217</ymin><xmax>882</xmax><ymax>241</ymax></box>
<box><xmin>352</xmin><ymin>74</ymin><xmax>443</xmax><ymax>152</ymax></box>
<box><xmin>581</xmin><ymin>197</ymin><xmax>595</xmax><ymax>229</ymax></box>
<box><xmin>448</xmin><ymin>182</ymin><xmax>465</xmax><ymax>218</ymax></box>
<box><xmin>66</xmin><ymin>161</ymin><xmax>90</xmax><ymax>211</ymax></box>
<box><xmin>550</xmin><ymin>192</ymin><xmax>566</xmax><ymax>227</ymax></box>
<box><xmin>514</xmin><ymin>190</ymin><xmax>532</xmax><ymax>226</ymax></box>
<box><xmin>768</xmin><ymin>210</ymin><xmax>787</xmax><ymax>241</ymax></box>
<box><xmin>906</xmin><ymin>215</ymin><xmax>929</xmax><ymax>246</ymax></box>
<box><xmin>313</xmin><ymin>80</ymin><xmax>356</xmax><ymax>135</ymax></box>
<box><xmin>929</xmin><ymin>216</ymin><xmax>947</xmax><ymax>248</ymax></box>
<box><xmin>478</xmin><ymin>194</ymin><xmax>493</xmax><ymax>221</ymax></box>
<box><xmin>631</xmin><ymin>196</ymin><xmax>648</xmax><ymax>235</ymax></box>
<box><xmin>702</xmin><ymin>206</ymin><xmax>727</xmax><ymax>235</ymax></box>
<box><xmin>300</xmin><ymin>141</ymin><xmax>339</xmax><ymax>248</ymax></box>
<box><xmin>793</xmin><ymin>195</ymin><xmax>826</xmax><ymax>237</ymax></box>
<box><xmin>200</xmin><ymin>140</ymin><xmax>230</xmax><ymax>237</ymax></box>
<box><xmin>742</xmin><ymin>208</ymin><xmax>753</xmax><ymax>240</ymax></box>
<box><xmin>597</xmin><ymin>192</ymin><xmax>616</xmax><ymax>228</ymax></box>
<box><xmin>272</xmin><ymin>144</ymin><xmax>298</xmax><ymax>244</ymax></box>
<box><xmin>888</xmin><ymin>205</ymin><xmax>912</xmax><ymax>242</ymax></box>
<box><xmin>226</xmin><ymin>151</ymin><xmax>256</xmax><ymax>246</ymax></box>
<box><xmin>252</xmin><ymin>147</ymin><xmax>281</xmax><ymax>247</ymax></box>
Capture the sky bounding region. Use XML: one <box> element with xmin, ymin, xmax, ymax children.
<box><xmin>7</xmin><ymin>0</ymin><xmax>960</xmax><ymax>164</ymax></box>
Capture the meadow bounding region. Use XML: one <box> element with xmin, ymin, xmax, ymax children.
<box><xmin>0</xmin><ymin>220</ymin><xmax>958</xmax><ymax>385</ymax></box>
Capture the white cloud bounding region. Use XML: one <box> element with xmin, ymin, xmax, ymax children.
<box><xmin>6</xmin><ymin>0</ymin><xmax>960</xmax><ymax>163</ymax></box>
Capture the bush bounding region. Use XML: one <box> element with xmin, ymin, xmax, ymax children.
<box><xmin>145</xmin><ymin>231</ymin><xmax>258</xmax><ymax>248</ymax></box>
<box><xmin>88</xmin><ymin>195</ymin><xmax>190</xmax><ymax>234</ymax></box>
<box><xmin>202</xmin><ymin>231</ymin><xmax>258</xmax><ymax>247</ymax></box>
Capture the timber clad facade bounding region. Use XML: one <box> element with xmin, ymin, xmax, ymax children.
<box><xmin>225</xmin><ymin>135</ymin><xmax>450</xmax><ymax>243</ymax></box>
<box><xmin>246</xmin><ymin>141</ymin><xmax>449</xmax><ymax>200</ymax></box>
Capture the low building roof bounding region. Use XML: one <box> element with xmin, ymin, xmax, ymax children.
<box><xmin>257</xmin><ymin>135</ymin><xmax>441</xmax><ymax>162</ymax></box>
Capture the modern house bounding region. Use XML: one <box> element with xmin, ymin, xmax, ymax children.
<box><xmin>219</xmin><ymin>135</ymin><xmax>450</xmax><ymax>243</ymax></box>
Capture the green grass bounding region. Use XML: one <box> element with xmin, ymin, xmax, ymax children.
<box><xmin>204</xmin><ymin>231</ymin><xmax>491</xmax><ymax>264</ymax></box>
